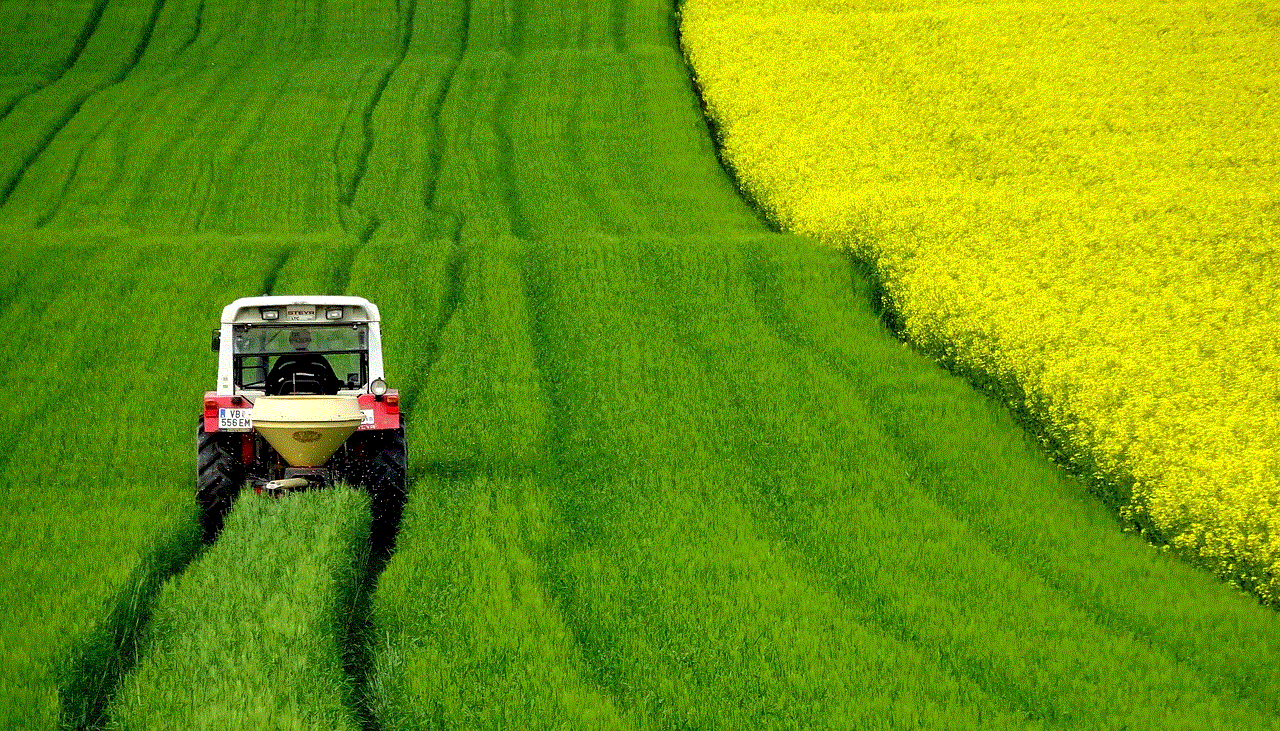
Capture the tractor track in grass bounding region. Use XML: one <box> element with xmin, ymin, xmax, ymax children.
<box><xmin>0</xmin><ymin>0</ymin><xmax>167</xmax><ymax>207</ymax></box>
<box><xmin>422</xmin><ymin>0</ymin><xmax>471</xmax><ymax>223</ymax></box>
<box><xmin>59</xmin><ymin>521</ymin><xmax>204</xmax><ymax>731</ymax></box>
<box><xmin>2</xmin><ymin>1</ymin><xmax>1280</xmax><ymax>729</ymax></box>
<box><xmin>0</xmin><ymin>0</ymin><xmax>110</xmax><ymax>124</ymax></box>
<box><xmin>342</xmin><ymin>549</ymin><xmax>393</xmax><ymax>731</ymax></box>
<box><xmin>335</xmin><ymin>0</ymin><xmax>416</xmax><ymax>255</ymax></box>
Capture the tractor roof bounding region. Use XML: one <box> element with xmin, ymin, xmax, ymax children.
<box><xmin>221</xmin><ymin>295</ymin><xmax>380</xmax><ymax>324</ymax></box>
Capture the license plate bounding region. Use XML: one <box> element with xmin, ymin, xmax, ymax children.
<box><xmin>218</xmin><ymin>408</ymin><xmax>252</xmax><ymax>430</ymax></box>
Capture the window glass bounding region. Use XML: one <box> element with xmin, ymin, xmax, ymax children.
<box><xmin>233</xmin><ymin>325</ymin><xmax>367</xmax><ymax>355</ymax></box>
<box><xmin>232</xmin><ymin>324</ymin><xmax>368</xmax><ymax>390</ymax></box>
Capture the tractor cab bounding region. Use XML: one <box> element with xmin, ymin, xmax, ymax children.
<box><xmin>211</xmin><ymin>297</ymin><xmax>384</xmax><ymax>396</ymax></box>
<box><xmin>198</xmin><ymin>296</ymin><xmax>406</xmax><ymax>550</ymax></box>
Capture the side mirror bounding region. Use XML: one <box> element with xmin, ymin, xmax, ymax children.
<box><xmin>211</xmin><ymin>330</ymin><xmax>221</xmax><ymax>353</ymax></box>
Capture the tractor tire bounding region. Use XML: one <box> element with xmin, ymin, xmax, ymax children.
<box><xmin>196</xmin><ymin>417</ymin><xmax>245</xmax><ymax>543</ymax></box>
<box><xmin>346</xmin><ymin>426</ymin><xmax>407</xmax><ymax>555</ymax></box>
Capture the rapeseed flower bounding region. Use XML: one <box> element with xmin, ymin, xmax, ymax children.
<box><xmin>682</xmin><ymin>0</ymin><xmax>1280</xmax><ymax>602</ymax></box>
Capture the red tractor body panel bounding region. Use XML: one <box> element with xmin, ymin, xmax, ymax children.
<box><xmin>203</xmin><ymin>390</ymin><xmax>402</xmax><ymax>434</ymax></box>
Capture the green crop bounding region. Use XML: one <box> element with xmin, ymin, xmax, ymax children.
<box><xmin>0</xmin><ymin>241</ymin><xmax>284</xmax><ymax>729</ymax></box>
<box><xmin>371</xmin><ymin>232</ymin><xmax>1280</xmax><ymax>729</ymax></box>
<box><xmin>107</xmin><ymin>488</ymin><xmax>369</xmax><ymax>731</ymax></box>
<box><xmin>0</xmin><ymin>1</ymin><xmax>1277</xmax><ymax>730</ymax></box>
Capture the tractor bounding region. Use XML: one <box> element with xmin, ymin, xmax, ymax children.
<box><xmin>197</xmin><ymin>296</ymin><xmax>406</xmax><ymax>548</ymax></box>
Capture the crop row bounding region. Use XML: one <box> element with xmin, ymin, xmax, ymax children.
<box><xmin>680</xmin><ymin>0</ymin><xmax>1280</xmax><ymax>602</ymax></box>
<box><xmin>108</xmin><ymin>487</ymin><xmax>370</xmax><ymax>730</ymax></box>
<box><xmin>370</xmin><ymin>231</ymin><xmax>1280</xmax><ymax>729</ymax></box>
<box><xmin>1</xmin><ymin>0</ymin><xmax>1279</xmax><ymax>728</ymax></box>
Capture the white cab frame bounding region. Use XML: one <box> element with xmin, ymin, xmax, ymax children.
<box><xmin>216</xmin><ymin>295</ymin><xmax>386</xmax><ymax>396</ymax></box>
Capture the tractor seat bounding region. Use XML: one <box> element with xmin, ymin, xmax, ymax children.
<box><xmin>266</xmin><ymin>353</ymin><xmax>342</xmax><ymax>395</ymax></box>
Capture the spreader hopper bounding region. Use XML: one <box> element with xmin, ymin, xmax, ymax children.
<box><xmin>250</xmin><ymin>395</ymin><xmax>364</xmax><ymax>467</ymax></box>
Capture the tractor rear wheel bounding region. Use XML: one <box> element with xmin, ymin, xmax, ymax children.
<box><xmin>197</xmin><ymin>417</ymin><xmax>245</xmax><ymax>543</ymax></box>
<box><xmin>346</xmin><ymin>426</ymin><xmax>407</xmax><ymax>555</ymax></box>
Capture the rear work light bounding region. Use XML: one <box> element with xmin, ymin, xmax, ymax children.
<box><xmin>260</xmin><ymin>307</ymin><xmax>280</xmax><ymax>320</ymax></box>
<box><xmin>326</xmin><ymin>307</ymin><xmax>343</xmax><ymax>320</ymax></box>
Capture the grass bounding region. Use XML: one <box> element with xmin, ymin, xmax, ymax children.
<box><xmin>0</xmin><ymin>1</ymin><xmax>1276</xmax><ymax>729</ymax></box>
<box><xmin>107</xmin><ymin>487</ymin><xmax>370</xmax><ymax>731</ymax></box>
<box><xmin>0</xmin><ymin>238</ymin><xmax>289</xmax><ymax>729</ymax></box>
<box><xmin>367</xmin><ymin>231</ymin><xmax>1279</xmax><ymax>729</ymax></box>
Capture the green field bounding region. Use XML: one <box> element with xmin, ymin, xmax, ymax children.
<box><xmin>1</xmin><ymin>1</ymin><xmax>1278</xmax><ymax>729</ymax></box>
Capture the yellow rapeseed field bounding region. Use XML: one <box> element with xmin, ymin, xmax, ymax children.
<box><xmin>681</xmin><ymin>0</ymin><xmax>1280</xmax><ymax>601</ymax></box>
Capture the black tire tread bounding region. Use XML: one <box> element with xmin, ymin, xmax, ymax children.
<box><xmin>346</xmin><ymin>426</ymin><xmax>407</xmax><ymax>554</ymax></box>
<box><xmin>196</xmin><ymin>417</ymin><xmax>245</xmax><ymax>542</ymax></box>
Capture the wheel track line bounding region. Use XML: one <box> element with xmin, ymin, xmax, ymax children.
<box><xmin>642</xmin><ymin>245</ymin><xmax>1028</xmax><ymax>723</ymax></box>
<box><xmin>508</xmin><ymin>0</ymin><xmax>526</xmax><ymax>51</ymax></box>
<box><xmin>566</xmin><ymin>55</ymin><xmax>630</xmax><ymax>237</ymax></box>
<box><xmin>196</xmin><ymin>60</ymin><xmax>300</xmax><ymax>232</ymax></box>
<box><xmin>345</xmin><ymin>2</ymin><xmax>472</xmax><ymax>717</ymax></box>
<box><xmin>332</xmin><ymin>65</ymin><xmax>379</xmax><ymax>232</ymax></box>
<box><xmin>412</xmin><ymin>0</ymin><xmax>472</xmax><ymax>405</ymax></box>
<box><xmin>59</xmin><ymin>520</ymin><xmax>204</xmax><ymax>731</ymax></box>
<box><xmin>32</xmin><ymin>147</ymin><xmax>86</xmax><ymax>228</ymax></box>
<box><xmin>184</xmin><ymin>53</ymin><xmax>266</xmax><ymax>234</ymax></box>
<box><xmin>33</xmin><ymin>0</ymin><xmax>222</xmax><ymax>229</ymax></box>
<box><xmin>0</xmin><ymin>0</ymin><xmax>111</xmax><ymax>124</ymax></box>
<box><xmin>617</xmin><ymin>52</ymin><xmax>663</xmax><ymax>234</ymax></box>
<box><xmin>548</xmin><ymin>56</ymin><xmax>609</xmax><ymax>236</ymax></box>
<box><xmin>172</xmin><ymin>0</ymin><xmax>205</xmax><ymax>58</ymax></box>
<box><xmin>156</xmin><ymin>64</ymin><xmax>243</xmax><ymax>234</ymax></box>
<box><xmin>260</xmin><ymin>247</ymin><xmax>294</xmax><ymax>296</ymax></box>
<box><xmin>422</xmin><ymin>0</ymin><xmax>471</xmax><ymax>217</ymax></box>
<box><xmin>730</xmin><ymin>249</ymin><xmax>1043</xmax><ymax>714</ymax></box>
<box><xmin>494</xmin><ymin>58</ymin><xmax>530</xmax><ymax>240</ymax></box>
<box><xmin>344</xmin><ymin>550</ymin><xmax>392</xmax><ymax>731</ymax></box>
<box><xmin>333</xmin><ymin>0</ymin><xmax>417</xmax><ymax>294</ymax></box>
<box><xmin>112</xmin><ymin>0</ymin><xmax>241</xmax><ymax>233</ymax></box>
<box><xmin>515</xmin><ymin>244</ymin><xmax>638</xmax><ymax>719</ymax></box>
<box><xmin>38</xmin><ymin>55</ymin><xmax>191</xmax><ymax>228</ymax></box>
<box><xmin>766</xmin><ymin>248</ymin><xmax>1280</xmax><ymax>718</ymax></box>
<box><xmin>339</xmin><ymin>0</ymin><xmax>417</xmax><ymax>212</ymax></box>
<box><xmin>611</xmin><ymin>0</ymin><xmax>627</xmax><ymax>52</ymax></box>
<box><xmin>0</xmin><ymin>0</ymin><xmax>168</xmax><ymax>207</ymax></box>
<box><xmin>409</xmin><ymin>224</ymin><xmax>467</xmax><ymax>420</ymax></box>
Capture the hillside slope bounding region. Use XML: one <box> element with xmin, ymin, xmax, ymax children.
<box><xmin>0</xmin><ymin>1</ymin><xmax>1277</xmax><ymax>729</ymax></box>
